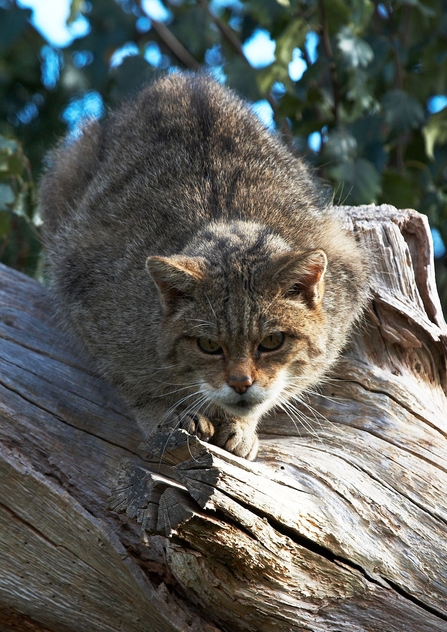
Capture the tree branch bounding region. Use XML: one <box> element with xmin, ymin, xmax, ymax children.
<box><xmin>319</xmin><ymin>0</ymin><xmax>340</xmax><ymax>126</ymax></box>
<box><xmin>196</xmin><ymin>0</ymin><xmax>248</xmax><ymax>62</ymax></box>
<box><xmin>196</xmin><ymin>0</ymin><xmax>286</xmax><ymax>131</ymax></box>
<box><xmin>150</xmin><ymin>19</ymin><xmax>201</xmax><ymax>71</ymax></box>
<box><xmin>139</xmin><ymin>0</ymin><xmax>285</xmax><ymax>132</ymax></box>
<box><xmin>133</xmin><ymin>0</ymin><xmax>200</xmax><ymax>70</ymax></box>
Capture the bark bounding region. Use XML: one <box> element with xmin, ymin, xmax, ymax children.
<box><xmin>0</xmin><ymin>204</ymin><xmax>446</xmax><ymax>631</ymax></box>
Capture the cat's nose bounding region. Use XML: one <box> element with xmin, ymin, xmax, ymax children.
<box><xmin>228</xmin><ymin>375</ymin><xmax>253</xmax><ymax>394</ymax></box>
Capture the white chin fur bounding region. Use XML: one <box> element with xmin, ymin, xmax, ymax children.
<box><xmin>200</xmin><ymin>371</ymin><xmax>288</xmax><ymax>419</ymax></box>
<box><xmin>222</xmin><ymin>399</ymin><xmax>274</xmax><ymax>419</ymax></box>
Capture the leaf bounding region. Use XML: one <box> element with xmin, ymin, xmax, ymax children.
<box><xmin>7</xmin><ymin>154</ymin><xmax>25</xmax><ymax>177</ymax></box>
<box><xmin>400</xmin><ymin>0</ymin><xmax>436</xmax><ymax>17</ymax></box>
<box><xmin>323</xmin><ymin>0</ymin><xmax>351</xmax><ymax>34</ymax></box>
<box><xmin>420</xmin><ymin>40</ymin><xmax>447</xmax><ymax>97</ymax></box>
<box><xmin>0</xmin><ymin>183</ymin><xmax>15</xmax><ymax>211</ymax></box>
<box><xmin>0</xmin><ymin>211</ymin><xmax>11</xmax><ymax>239</ymax></box>
<box><xmin>169</xmin><ymin>7</ymin><xmax>217</xmax><ymax>58</ymax></box>
<box><xmin>336</xmin><ymin>26</ymin><xmax>373</xmax><ymax>69</ymax></box>
<box><xmin>275</xmin><ymin>18</ymin><xmax>308</xmax><ymax>67</ymax></box>
<box><xmin>380</xmin><ymin>170</ymin><xmax>418</xmax><ymax>209</ymax></box>
<box><xmin>345</xmin><ymin>68</ymin><xmax>377</xmax><ymax>117</ymax></box>
<box><xmin>257</xmin><ymin>64</ymin><xmax>291</xmax><ymax>94</ymax></box>
<box><xmin>0</xmin><ymin>138</ymin><xmax>19</xmax><ymax>155</ymax></box>
<box><xmin>423</xmin><ymin>108</ymin><xmax>447</xmax><ymax>160</ymax></box>
<box><xmin>328</xmin><ymin>157</ymin><xmax>382</xmax><ymax>204</ymax></box>
<box><xmin>349</xmin><ymin>0</ymin><xmax>374</xmax><ymax>29</ymax></box>
<box><xmin>0</xmin><ymin>5</ymin><xmax>30</xmax><ymax>53</ymax></box>
<box><xmin>276</xmin><ymin>93</ymin><xmax>306</xmax><ymax>124</ymax></box>
<box><xmin>293</xmin><ymin>117</ymin><xmax>328</xmax><ymax>138</ymax></box>
<box><xmin>0</xmin><ymin>137</ymin><xmax>25</xmax><ymax>176</ymax></box>
<box><xmin>225</xmin><ymin>58</ymin><xmax>261</xmax><ymax>101</ymax></box>
<box><xmin>245</xmin><ymin>0</ymin><xmax>287</xmax><ymax>27</ymax></box>
<box><xmin>12</xmin><ymin>191</ymin><xmax>27</xmax><ymax>217</ymax></box>
<box><xmin>349</xmin><ymin>115</ymin><xmax>388</xmax><ymax>170</ymax></box>
<box><xmin>68</xmin><ymin>0</ymin><xmax>85</xmax><ymax>24</ymax></box>
<box><xmin>322</xmin><ymin>128</ymin><xmax>358</xmax><ymax>163</ymax></box>
<box><xmin>382</xmin><ymin>90</ymin><xmax>425</xmax><ymax>136</ymax></box>
<box><xmin>0</xmin><ymin>139</ymin><xmax>20</xmax><ymax>172</ymax></box>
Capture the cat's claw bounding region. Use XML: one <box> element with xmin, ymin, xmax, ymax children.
<box><xmin>179</xmin><ymin>413</ymin><xmax>215</xmax><ymax>443</ymax></box>
<box><xmin>179</xmin><ymin>415</ymin><xmax>258</xmax><ymax>460</ymax></box>
<box><xmin>215</xmin><ymin>423</ymin><xmax>259</xmax><ymax>461</ymax></box>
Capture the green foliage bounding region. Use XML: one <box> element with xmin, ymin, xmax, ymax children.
<box><xmin>1</xmin><ymin>0</ymin><xmax>447</xmax><ymax>310</ymax></box>
<box><xmin>424</xmin><ymin>108</ymin><xmax>447</xmax><ymax>159</ymax></box>
<box><xmin>0</xmin><ymin>135</ymin><xmax>40</xmax><ymax>274</ymax></box>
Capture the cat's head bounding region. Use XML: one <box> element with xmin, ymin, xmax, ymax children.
<box><xmin>146</xmin><ymin>221</ymin><xmax>331</xmax><ymax>423</ymax></box>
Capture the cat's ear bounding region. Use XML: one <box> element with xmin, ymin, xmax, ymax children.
<box><xmin>146</xmin><ymin>255</ymin><xmax>204</xmax><ymax>314</ymax></box>
<box><xmin>272</xmin><ymin>249</ymin><xmax>327</xmax><ymax>307</ymax></box>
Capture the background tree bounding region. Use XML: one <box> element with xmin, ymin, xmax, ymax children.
<box><xmin>1</xmin><ymin>0</ymin><xmax>447</xmax><ymax>306</ymax></box>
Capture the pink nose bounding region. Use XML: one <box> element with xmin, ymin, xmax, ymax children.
<box><xmin>228</xmin><ymin>375</ymin><xmax>253</xmax><ymax>394</ymax></box>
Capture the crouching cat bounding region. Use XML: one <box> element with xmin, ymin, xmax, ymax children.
<box><xmin>40</xmin><ymin>72</ymin><xmax>369</xmax><ymax>460</ymax></box>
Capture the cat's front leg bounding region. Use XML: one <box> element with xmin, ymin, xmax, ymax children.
<box><xmin>132</xmin><ymin>401</ymin><xmax>214</xmax><ymax>442</ymax></box>
<box><xmin>135</xmin><ymin>402</ymin><xmax>258</xmax><ymax>460</ymax></box>
<box><xmin>212</xmin><ymin>418</ymin><xmax>259</xmax><ymax>461</ymax></box>
<box><xmin>179</xmin><ymin>414</ymin><xmax>258</xmax><ymax>460</ymax></box>
<box><xmin>177</xmin><ymin>412</ymin><xmax>215</xmax><ymax>443</ymax></box>
<box><xmin>135</xmin><ymin>402</ymin><xmax>216</xmax><ymax>443</ymax></box>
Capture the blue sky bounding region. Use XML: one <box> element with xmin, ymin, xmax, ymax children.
<box><xmin>17</xmin><ymin>0</ymin><xmax>319</xmax><ymax>131</ymax></box>
<box><xmin>16</xmin><ymin>0</ymin><xmax>173</xmax><ymax>45</ymax></box>
<box><xmin>17</xmin><ymin>0</ymin><xmax>89</xmax><ymax>47</ymax></box>
<box><xmin>15</xmin><ymin>0</ymin><xmax>447</xmax><ymax>115</ymax></box>
<box><xmin>11</xmin><ymin>0</ymin><xmax>447</xmax><ymax>255</ymax></box>
<box><xmin>14</xmin><ymin>0</ymin><xmax>447</xmax><ymax>147</ymax></box>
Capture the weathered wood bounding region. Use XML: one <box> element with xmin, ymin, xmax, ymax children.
<box><xmin>0</xmin><ymin>266</ymin><xmax>218</xmax><ymax>631</ymax></box>
<box><xmin>1</xmin><ymin>204</ymin><xmax>447</xmax><ymax>631</ymax></box>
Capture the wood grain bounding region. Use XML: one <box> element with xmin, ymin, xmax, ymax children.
<box><xmin>1</xmin><ymin>204</ymin><xmax>446</xmax><ymax>631</ymax></box>
<box><xmin>0</xmin><ymin>265</ymin><xmax>217</xmax><ymax>632</ymax></box>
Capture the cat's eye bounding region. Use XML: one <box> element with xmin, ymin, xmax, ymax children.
<box><xmin>287</xmin><ymin>282</ymin><xmax>304</xmax><ymax>297</ymax></box>
<box><xmin>197</xmin><ymin>337</ymin><xmax>223</xmax><ymax>355</ymax></box>
<box><xmin>258</xmin><ymin>332</ymin><xmax>285</xmax><ymax>352</ymax></box>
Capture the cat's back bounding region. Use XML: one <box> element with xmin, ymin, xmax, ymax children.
<box><xmin>41</xmin><ymin>73</ymin><xmax>325</xmax><ymax>255</ymax></box>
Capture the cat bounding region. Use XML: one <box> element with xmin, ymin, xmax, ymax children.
<box><xmin>40</xmin><ymin>72</ymin><xmax>369</xmax><ymax>461</ymax></box>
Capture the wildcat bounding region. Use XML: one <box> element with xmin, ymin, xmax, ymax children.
<box><xmin>40</xmin><ymin>72</ymin><xmax>369</xmax><ymax>460</ymax></box>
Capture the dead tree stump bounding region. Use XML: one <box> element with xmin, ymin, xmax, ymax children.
<box><xmin>1</xmin><ymin>204</ymin><xmax>446</xmax><ymax>631</ymax></box>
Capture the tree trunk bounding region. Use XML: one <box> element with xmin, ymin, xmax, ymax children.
<box><xmin>1</xmin><ymin>204</ymin><xmax>446</xmax><ymax>631</ymax></box>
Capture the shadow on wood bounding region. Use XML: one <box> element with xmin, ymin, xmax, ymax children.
<box><xmin>1</xmin><ymin>205</ymin><xmax>446</xmax><ymax>631</ymax></box>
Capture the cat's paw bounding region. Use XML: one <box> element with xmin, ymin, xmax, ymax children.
<box><xmin>214</xmin><ymin>423</ymin><xmax>259</xmax><ymax>461</ymax></box>
<box><xmin>178</xmin><ymin>413</ymin><xmax>215</xmax><ymax>442</ymax></box>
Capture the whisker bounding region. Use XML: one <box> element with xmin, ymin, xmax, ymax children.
<box><xmin>161</xmin><ymin>390</ymin><xmax>202</xmax><ymax>423</ymax></box>
<box><xmin>175</xmin><ymin>396</ymin><xmax>209</xmax><ymax>427</ymax></box>
<box><xmin>150</xmin><ymin>375</ymin><xmax>202</xmax><ymax>387</ymax></box>
<box><xmin>305</xmin><ymin>388</ymin><xmax>346</xmax><ymax>405</ymax></box>
<box><xmin>200</xmin><ymin>398</ymin><xmax>215</xmax><ymax>420</ymax></box>
<box><xmin>275</xmin><ymin>400</ymin><xmax>299</xmax><ymax>433</ymax></box>
<box><xmin>150</xmin><ymin>364</ymin><xmax>180</xmax><ymax>371</ymax></box>
<box><xmin>188</xmin><ymin>323</ymin><xmax>215</xmax><ymax>331</ymax></box>
<box><xmin>205</xmin><ymin>294</ymin><xmax>217</xmax><ymax>320</ymax></box>
<box><xmin>156</xmin><ymin>393</ymin><xmax>209</xmax><ymax>469</ymax></box>
<box><xmin>289</xmin><ymin>394</ymin><xmax>335</xmax><ymax>431</ymax></box>
<box><xmin>152</xmin><ymin>382</ymin><xmax>203</xmax><ymax>399</ymax></box>
<box><xmin>186</xmin><ymin>318</ymin><xmax>215</xmax><ymax>325</ymax></box>
<box><xmin>276</xmin><ymin>396</ymin><xmax>322</xmax><ymax>441</ymax></box>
